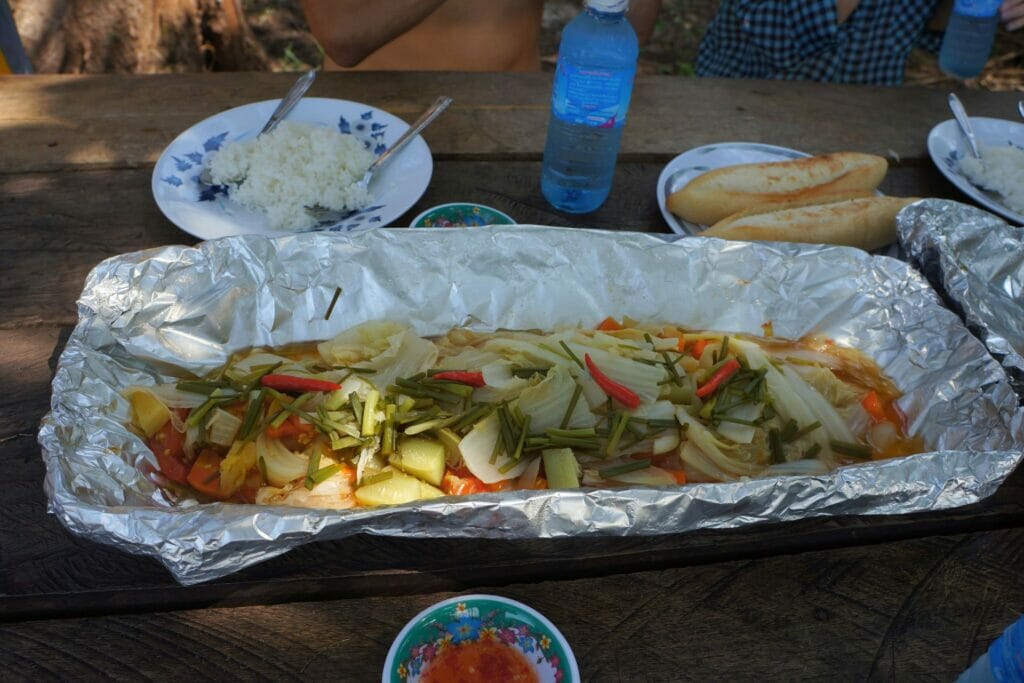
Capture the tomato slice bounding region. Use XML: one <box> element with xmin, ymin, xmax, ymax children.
<box><xmin>187</xmin><ymin>448</ymin><xmax>226</xmax><ymax>499</ymax></box>
<box><xmin>146</xmin><ymin>417</ymin><xmax>189</xmax><ymax>485</ymax></box>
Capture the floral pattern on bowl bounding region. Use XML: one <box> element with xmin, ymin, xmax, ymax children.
<box><xmin>152</xmin><ymin>98</ymin><xmax>433</xmax><ymax>240</ymax></box>
<box><xmin>927</xmin><ymin>116</ymin><xmax>1024</xmax><ymax>226</ymax></box>
<box><xmin>383</xmin><ymin>595</ymin><xmax>578</xmax><ymax>683</ymax></box>
<box><xmin>410</xmin><ymin>203</ymin><xmax>515</xmax><ymax>228</ymax></box>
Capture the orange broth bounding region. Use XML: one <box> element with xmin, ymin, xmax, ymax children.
<box><xmin>421</xmin><ymin>641</ymin><xmax>539</xmax><ymax>683</ymax></box>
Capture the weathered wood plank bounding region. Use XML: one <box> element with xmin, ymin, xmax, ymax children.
<box><xmin>3</xmin><ymin>529</ymin><xmax>1022</xmax><ymax>680</ymax></box>
<box><xmin>1</xmin><ymin>73</ymin><xmax>1020</xmax><ymax>173</ymax></box>
<box><xmin>0</xmin><ymin>162</ymin><xmax>961</xmax><ymax>328</ymax></box>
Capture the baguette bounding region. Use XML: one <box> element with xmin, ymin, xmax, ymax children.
<box><xmin>702</xmin><ymin>196</ymin><xmax>919</xmax><ymax>251</ymax></box>
<box><xmin>667</xmin><ymin>152</ymin><xmax>888</xmax><ymax>226</ymax></box>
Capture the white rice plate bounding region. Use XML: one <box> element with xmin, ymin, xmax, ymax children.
<box><xmin>207</xmin><ymin>121</ymin><xmax>375</xmax><ymax>230</ymax></box>
<box><xmin>959</xmin><ymin>144</ymin><xmax>1024</xmax><ymax>214</ymax></box>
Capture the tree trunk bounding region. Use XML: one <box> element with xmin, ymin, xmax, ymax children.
<box><xmin>11</xmin><ymin>0</ymin><xmax>268</xmax><ymax>73</ymax></box>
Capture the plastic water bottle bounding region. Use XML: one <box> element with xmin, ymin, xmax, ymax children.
<box><xmin>939</xmin><ymin>0</ymin><xmax>1001</xmax><ymax>79</ymax></box>
<box><xmin>541</xmin><ymin>0</ymin><xmax>638</xmax><ymax>214</ymax></box>
<box><xmin>956</xmin><ymin>615</ymin><xmax>1024</xmax><ymax>682</ymax></box>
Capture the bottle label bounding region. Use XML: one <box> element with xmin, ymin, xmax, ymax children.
<box><xmin>953</xmin><ymin>0</ymin><xmax>1001</xmax><ymax>17</ymax></box>
<box><xmin>553</xmin><ymin>62</ymin><xmax>632</xmax><ymax>128</ymax></box>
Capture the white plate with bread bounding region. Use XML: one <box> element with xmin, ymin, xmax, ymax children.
<box><xmin>657</xmin><ymin>142</ymin><xmax>809</xmax><ymax>235</ymax></box>
<box><xmin>658</xmin><ymin>145</ymin><xmax>916</xmax><ymax>252</ymax></box>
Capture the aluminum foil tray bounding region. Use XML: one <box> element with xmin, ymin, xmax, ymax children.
<box><xmin>39</xmin><ymin>226</ymin><xmax>1024</xmax><ymax>584</ymax></box>
<box><xmin>899</xmin><ymin>199</ymin><xmax>1024</xmax><ymax>399</ymax></box>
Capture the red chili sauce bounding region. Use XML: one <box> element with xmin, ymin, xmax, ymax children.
<box><xmin>421</xmin><ymin>641</ymin><xmax>539</xmax><ymax>683</ymax></box>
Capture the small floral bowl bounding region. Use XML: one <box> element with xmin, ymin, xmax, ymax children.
<box><xmin>410</xmin><ymin>202</ymin><xmax>515</xmax><ymax>228</ymax></box>
<box><xmin>383</xmin><ymin>594</ymin><xmax>579</xmax><ymax>683</ymax></box>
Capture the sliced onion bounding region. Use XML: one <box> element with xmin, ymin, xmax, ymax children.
<box><xmin>256</xmin><ymin>434</ymin><xmax>308</xmax><ymax>487</ymax></box>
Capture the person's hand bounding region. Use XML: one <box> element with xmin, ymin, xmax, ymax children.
<box><xmin>1002</xmin><ymin>0</ymin><xmax>1024</xmax><ymax>30</ymax></box>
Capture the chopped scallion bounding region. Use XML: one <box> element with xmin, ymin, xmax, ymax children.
<box><xmin>599</xmin><ymin>458</ymin><xmax>651</xmax><ymax>479</ymax></box>
<box><xmin>830</xmin><ymin>440</ymin><xmax>872</xmax><ymax>459</ymax></box>
<box><xmin>324</xmin><ymin>286</ymin><xmax>342</xmax><ymax>320</ymax></box>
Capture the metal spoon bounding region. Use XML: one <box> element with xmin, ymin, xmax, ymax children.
<box><xmin>305</xmin><ymin>95</ymin><xmax>453</xmax><ymax>222</ymax></box>
<box><xmin>200</xmin><ymin>69</ymin><xmax>317</xmax><ymax>185</ymax></box>
<box><xmin>1018</xmin><ymin>100</ymin><xmax>1023</xmax><ymax>120</ymax></box>
<box><xmin>948</xmin><ymin>93</ymin><xmax>981</xmax><ymax>159</ymax></box>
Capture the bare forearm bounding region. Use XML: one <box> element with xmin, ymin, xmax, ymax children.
<box><xmin>628</xmin><ymin>0</ymin><xmax>662</xmax><ymax>45</ymax></box>
<box><xmin>302</xmin><ymin>0</ymin><xmax>447</xmax><ymax>67</ymax></box>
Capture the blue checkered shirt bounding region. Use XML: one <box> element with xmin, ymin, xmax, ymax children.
<box><xmin>696</xmin><ymin>0</ymin><xmax>944</xmax><ymax>85</ymax></box>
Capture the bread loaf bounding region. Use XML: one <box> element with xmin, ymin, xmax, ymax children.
<box><xmin>702</xmin><ymin>196</ymin><xmax>918</xmax><ymax>251</ymax></box>
<box><xmin>667</xmin><ymin>152</ymin><xmax>888</xmax><ymax>226</ymax></box>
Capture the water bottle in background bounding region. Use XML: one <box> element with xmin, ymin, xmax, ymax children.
<box><xmin>956</xmin><ymin>614</ymin><xmax>1024</xmax><ymax>683</ymax></box>
<box><xmin>939</xmin><ymin>0</ymin><xmax>1002</xmax><ymax>79</ymax></box>
<box><xmin>541</xmin><ymin>0</ymin><xmax>638</xmax><ymax>214</ymax></box>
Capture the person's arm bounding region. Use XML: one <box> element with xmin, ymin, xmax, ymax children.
<box><xmin>301</xmin><ymin>0</ymin><xmax>447</xmax><ymax>67</ymax></box>
<box><xmin>1002</xmin><ymin>0</ymin><xmax>1024</xmax><ymax>30</ymax></box>
<box><xmin>627</xmin><ymin>0</ymin><xmax>662</xmax><ymax>46</ymax></box>
<box><xmin>835</xmin><ymin>0</ymin><xmax>861</xmax><ymax>24</ymax></box>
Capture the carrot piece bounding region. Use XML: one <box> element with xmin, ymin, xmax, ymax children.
<box><xmin>691</xmin><ymin>339</ymin><xmax>709</xmax><ymax>359</ymax></box>
<box><xmin>664</xmin><ymin>469</ymin><xmax>688</xmax><ymax>485</ymax></box>
<box><xmin>677</xmin><ymin>338</ymin><xmax>687</xmax><ymax>353</ymax></box>
<box><xmin>596</xmin><ymin>317</ymin><xmax>623</xmax><ymax>331</ymax></box>
<box><xmin>187</xmin><ymin>448</ymin><xmax>226</xmax><ymax>498</ymax></box>
<box><xmin>861</xmin><ymin>391</ymin><xmax>886</xmax><ymax>423</ymax></box>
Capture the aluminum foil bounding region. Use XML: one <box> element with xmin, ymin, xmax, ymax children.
<box><xmin>39</xmin><ymin>227</ymin><xmax>1024</xmax><ymax>585</ymax></box>
<box><xmin>899</xmin><ymin>199</ymin><xmax>1024</xmax><ymax>399</ymax></box>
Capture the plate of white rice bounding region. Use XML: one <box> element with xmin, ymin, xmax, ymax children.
<box><xmin>928</xmin><ymin>116</ymin><xmax>1024</xmax><ymax>226</ymax></box>
<box><xmin>152</xmin><ymin>98</ymin><xmax>434</xmax><ymax>239</ymax></box>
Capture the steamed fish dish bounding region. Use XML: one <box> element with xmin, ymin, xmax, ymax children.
<box><xmin>126</xmin><ymin>319</ymin><xmax>922</xmax><ymax>508</ymax></box>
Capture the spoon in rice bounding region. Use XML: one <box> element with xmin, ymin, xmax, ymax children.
<box><xmin>199</xmin><ymin>69</ymin><xmax>317</xmax><ymax>186</ymax></box>
<box><xmin>948</xmin><ymin>93</ymin><xmax>981</xmax><ymax>159</ymax></box>
<box><xmin>304</xmin><ymin>95</ymin><xmax>453</xmax><ymax>223</ymax></box>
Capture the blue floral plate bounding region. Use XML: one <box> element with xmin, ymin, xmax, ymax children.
<box><xmin>383</xmin><ymin>594</ymin><xmax>579</xmax><ymax>683</ymax></box>
<box><xmin>151</xmin><ymin>97</ymin><xmax>433</xmax><ymax>240</ymax></box>
<box><xmin>927</xmin><ymin>117</ymin><xmax>1024</xmax><ymax>226</ymax></box>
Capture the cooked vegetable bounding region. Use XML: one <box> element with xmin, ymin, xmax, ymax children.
<box><xmin>355</xmin><ymin>469</ymin><xmax>444</xmax><ymax>506</ymax></box>
<box><xmin>260</xmin><ymin>374</ymin><xmax>341</xmax><ymax>393</ymax></box>
<box><xmin>542</xmin><ymin>448</ymin><xmax>580</xmax><ymax>489</ymax></box>
<box><xmin>584</xmin><ymin>353</ymin><xmax>641</xmax><ymax>409</ymax></box>
<box><xmin>695</xmin><ymin>358</ymin><xmax>740</xmax><ymax>398</ymax></box>
<box><xmin>431</xmin><ymin>370</ymin><xmax>486</xmax><ymax>387</ymax></box>
<box><xmin>390</xmin><ymin>437</ymin><xmax>446</xmax><ymax>486</ymax></box>
<box><xmin>128</xmin><ymin>389</ymin><xmax>173</xmax><ymax>438</ymax></box>
<box><xmin>128</xmin><ymin>320</ymin><xmax>920</xmax><ymax>508</ymax></box>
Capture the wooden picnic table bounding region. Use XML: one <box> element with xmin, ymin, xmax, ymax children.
<box><xmin>1</xmin><ymin>71</ymin><xmax>1022</xmax><ymax>681</ymax></box>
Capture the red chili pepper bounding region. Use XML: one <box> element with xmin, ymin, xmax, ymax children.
<box><xmin>260</xmin><ymin>374</ymin><xmax>341</xmax><ymax>393</ymax></box>
<box><xmin>695</xmin><ymin>358</ymin><xmax>740</xmax><ymax>399</ymax></box>
<box><xmin>584</xmin><ymin>354</ymin><xmax>641</xmax><ymax>410</ymax></box>
<box><xmin>431</xmin><ymin>370</ymin><xmax>486</xmax><ymax>387</ymax></box>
